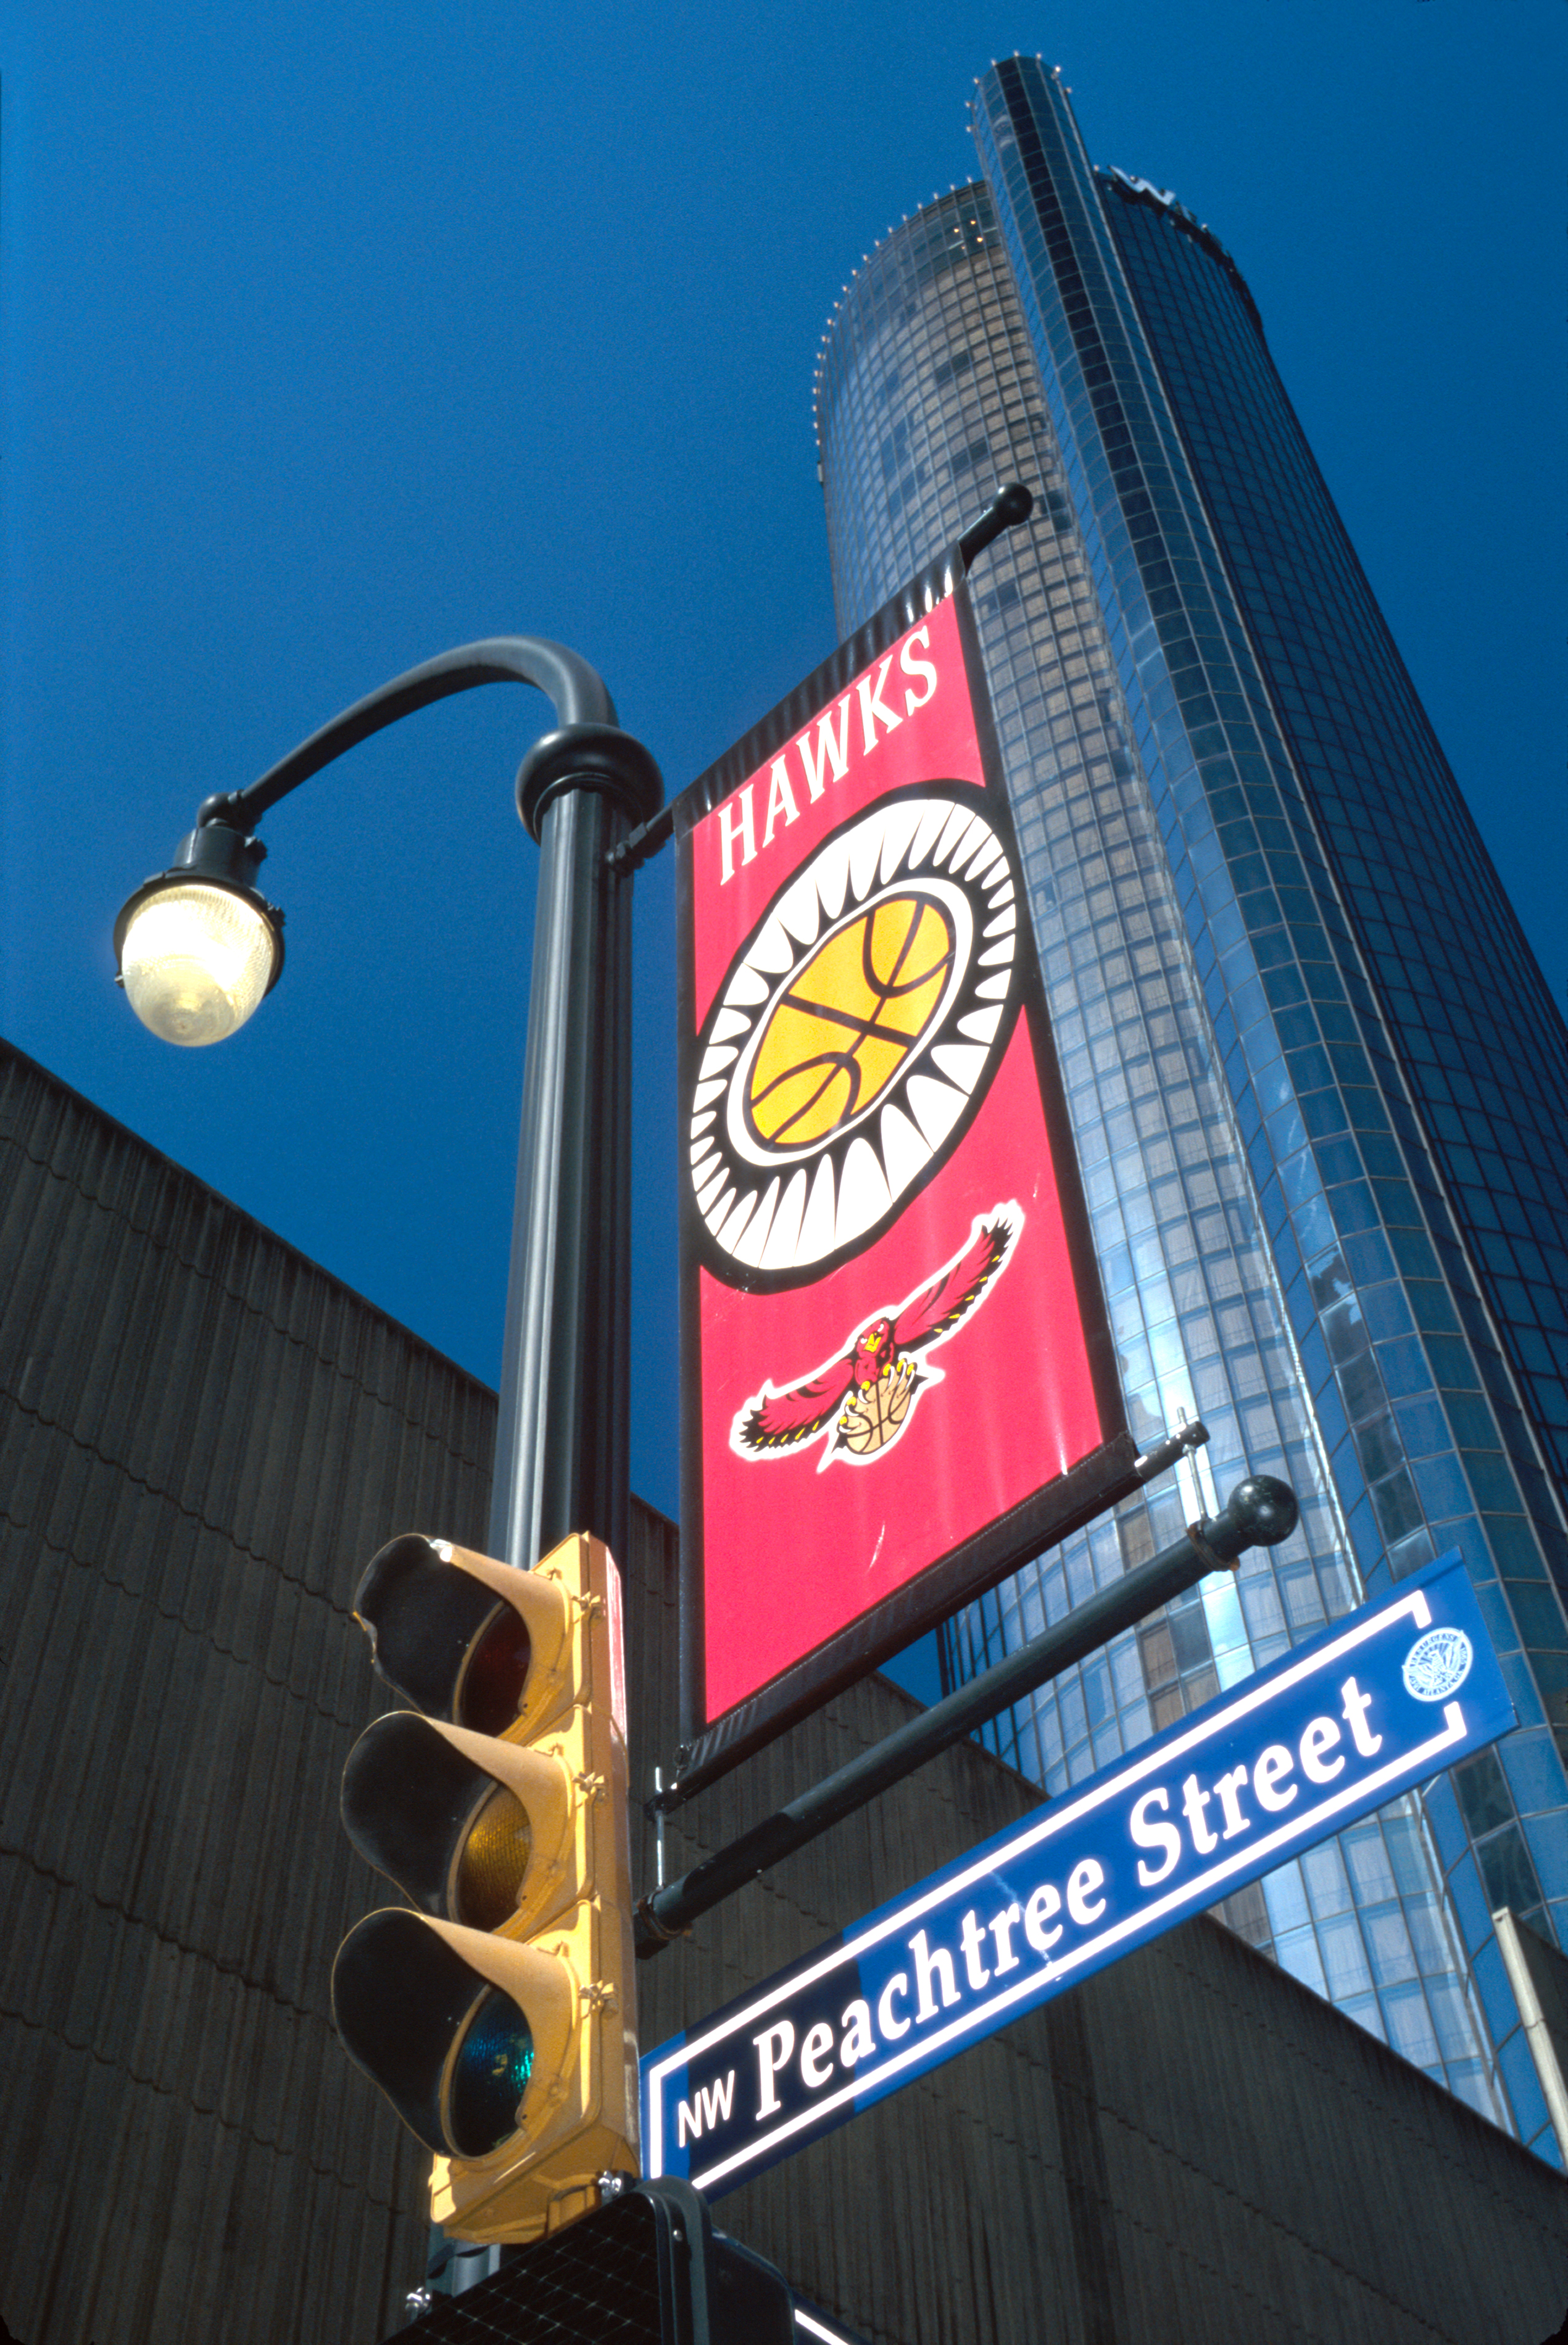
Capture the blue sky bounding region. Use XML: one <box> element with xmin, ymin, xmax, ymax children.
<box><xmin>1</xmin><ymin>1</ymin><xmax>1561</xmax><ymax>1696</ymax></box>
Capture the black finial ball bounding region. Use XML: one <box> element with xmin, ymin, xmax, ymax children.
<box><xmin>1217</xmin><ymin>1474</ymin><xmax>1298</xmax><ymax>1551</ymax></box>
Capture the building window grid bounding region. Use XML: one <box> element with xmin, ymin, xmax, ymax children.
<box><xmin>1106</xmin><ymin>189</ymin><xmax>1568</xmax><ymax>1481</ymax></box>
<box><xmin>1129</xmin><ymin>330</ymin><xmax>1566</xmax><ymax>1519</ymax></box>
<box><xmin>985</xmin><ymin>59</ymin><xmax>1568</xmax><ymax>1767</ymax></box>
<box><xmin>1073</xmin><ymin>67</ymin><xmax>1568</xmax><ymax>2001</ymax></box>
<box><xmin>820</xmin><ymin>166</ymin><xmax>1520</xmax><ymax>2124</ymax></box>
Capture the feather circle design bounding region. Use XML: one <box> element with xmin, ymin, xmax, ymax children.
<box><xmin>689</xmin><ymin>789</ymin><xmax>1021</xmax><ymax>1285</ymax></box>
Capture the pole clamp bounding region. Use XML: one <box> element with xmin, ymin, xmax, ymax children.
<box><xmin>634</xmin><ymin>1895</ymin><xmax>689</xmax><ymax>1948</ymax></box>
<box><xmin>1186</xmin><ymin>1519</ymin><xmax>1238</xmax><ymax>1575</ymax></box>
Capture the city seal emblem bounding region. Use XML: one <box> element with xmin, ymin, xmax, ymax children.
<box><xmin>1401</xmin><ymin>1625</ymin><xmax>1474</xmax><ymax>1703</ymax></box>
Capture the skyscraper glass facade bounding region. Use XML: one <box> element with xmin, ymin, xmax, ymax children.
<box><xmin>813</xmin><ymin>57</ymin><xmax>1568</xmax><ymax>2159</ymax></box>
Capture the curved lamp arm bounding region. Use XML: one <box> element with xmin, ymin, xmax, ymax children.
<box><xmin>192</xmin><ymin>633</ymin><xmax>614</xmax><ymax>834</ymax></box>
<box><xmin>114</xmin><ymin>626</ymin><xmax>660</xmax><ymax>1575</ymax></box>
<box><xmin>114</xmin><ymin>630</ymin><xmax>655</xmax><ymax>1047</ymax></box>
<box><xmin>198</xmin><ymin>636</ymin><xmax>620</xmax><ymax>832</ymax></box>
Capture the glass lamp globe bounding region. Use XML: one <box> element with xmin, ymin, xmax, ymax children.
<box><xmin>118</xmin><ymin>881</ymin><xmax>280</xmax><ymax>1046</ymax></box>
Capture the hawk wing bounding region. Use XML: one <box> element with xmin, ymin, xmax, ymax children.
<box><xmin>891</xmin><ymin>1214</ymin><xmax>1014</xmax><ymax>1355</ymax></box>
<box><xmin>736</xmin><ymin>1353</ymin><xmax>857</xmax><ymax>1452</ymax></box>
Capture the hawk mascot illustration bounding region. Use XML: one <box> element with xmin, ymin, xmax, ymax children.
<box><xmin>733</xmin><ymin>1208</ymin><xmax>1020</xmax><ymax>1467</ymax></box>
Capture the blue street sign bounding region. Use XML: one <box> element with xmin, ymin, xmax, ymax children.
<box><xmin>642</xmin><ymin>1548</ymin><xmax>1512</xmax><ymax>2194</ymax></box>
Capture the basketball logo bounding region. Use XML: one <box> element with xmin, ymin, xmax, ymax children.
<box><xmin>745</xmin><ymin>892</ymin><xmax>956</xmax><ymax>1152</ymax></box>
<box><xmin>689</xmin><ymin>788</ymin><xmax>1021</xmax><ymax>1285</ymax></box>
<box><xmin>839</xmin><ymin>1356</ymin><xmax>919</xmax><ymax>1455</ymax></box>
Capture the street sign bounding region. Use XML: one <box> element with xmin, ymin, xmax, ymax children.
<box><xmin>674</xmin><ymin>570</ymin><xmax>1132</xmax><ymax>1791</ymax></box>
<box><xmin>642</xmin><ymin>1548</ymin><xmax>1511</xmax><ymax>2193</ymax></box>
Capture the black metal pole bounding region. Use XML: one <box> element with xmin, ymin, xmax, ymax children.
<box><xmin>490</xmin><ymin>726</ymin><xmax>661</xmax><ymax>1568</ymax></box>
<box><xmin>635</xmin><ymin>1474</ymin><xmax>1297</xmax><ymax>1956</ymax></box>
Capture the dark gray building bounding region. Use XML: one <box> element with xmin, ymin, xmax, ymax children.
<box><xmin>0</xmin><ymin>1040</ymin><xmax>477</xmax><ymax>2344</ymax></box>
<box><xmin>812</xmin><ymin>55</ymin><xmax>1568</xmax><ymax>2157</ymax></box>
<box><xmin>3</xmin><ymin>1036</ymin><xmax>1567</xmax><ymax>2344</ymax></box>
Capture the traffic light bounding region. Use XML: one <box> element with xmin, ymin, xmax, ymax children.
<box><xmin>332</xmin><ymin>1529</ymin><xmax>638</xmax><ymax>2245</ymax></box>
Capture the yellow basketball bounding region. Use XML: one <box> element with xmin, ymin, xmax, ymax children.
<box><xmin>747</xmin><ymin>893</ymin><xmax>955</xmax><ymax>1148</ymax></box>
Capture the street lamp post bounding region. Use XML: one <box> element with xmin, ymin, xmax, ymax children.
<box><xmin>114</xmin><ymin>636</ymin><xmax>663</xmax><ymax>1573</ymax></box>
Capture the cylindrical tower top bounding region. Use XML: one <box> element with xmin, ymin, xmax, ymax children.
<box><xmin>814</xmin><ymin>184</ymin><xmax>1042</xmax><ymax>634</ymax></box>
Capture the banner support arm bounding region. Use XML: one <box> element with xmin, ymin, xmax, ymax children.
<box><xmin>634</xmin><ymin>1474</ymin><xmax>1296</xmax><ymax>1957</ymax></box>
<box><xmin>608</xmin><ymin>485</ymin><xmax>1034</xmax><ymax>879</ymax></box>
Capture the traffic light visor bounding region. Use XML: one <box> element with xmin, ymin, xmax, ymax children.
<box><xmin>353</xmin><ymin>1534</ymin><xmax>574</xmax><ymax>1732</ymax></box>
<box><xmin>341</xmin><ymin>1709</ymin><xmax>585</xmax><ymax>1934</ymax></box>
<box><xmin>333</xmin><ymin>1910</ymin><xmax>575</xmax><ymax>2159</ymax></box>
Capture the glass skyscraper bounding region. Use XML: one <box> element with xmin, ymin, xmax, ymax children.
<box><xmin>813</xmin><ymin>56</ymin><xmax>1568</xmax><ymax>2156</ymax></box>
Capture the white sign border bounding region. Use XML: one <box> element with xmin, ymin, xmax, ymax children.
<box><xmin>646</xmin><ymin>1580</ymin><xmax>1472</xmax><ymax>2190</ymax></box>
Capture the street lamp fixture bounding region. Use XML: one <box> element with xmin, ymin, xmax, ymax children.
<box><xmin>114</xmin><ymin>818</ymin><xmax>284</xmax><ymax>1045</ymax></box>
<box><xmin>111</xmin><ymin>634</ymin><xmax>664</xmax><ymax>1579</ymax></box>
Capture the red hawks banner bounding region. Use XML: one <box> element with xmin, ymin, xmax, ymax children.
<box><xmin>674</xmin><ymin>573</ymin><xmax>1134</xmax><ymax>1790</ymax></box>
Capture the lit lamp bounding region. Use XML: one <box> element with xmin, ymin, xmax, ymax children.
<box><xmin>114</xmin><ymin>816</ymin><xmax>284</xmax><ymax>1045</ymax></box>
<box><xmin>109</xmin><ymin>635</ymin><xmax>665</xmax><ymax>1585</ymax></box>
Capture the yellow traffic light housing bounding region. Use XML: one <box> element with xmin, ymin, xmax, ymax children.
<box><xmin>333</xmin><ymin>1530</ymin><xmax>637</xmax><ymax>2244</ymax></box>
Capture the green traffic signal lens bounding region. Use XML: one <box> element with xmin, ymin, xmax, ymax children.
<box><xmin>455</xmin><ymin>1783</ymin><xmax>533</xmax><ymax>1932</ymax></box>
<box><xmin>448</xmin><ymin>1985</ymin><xmax>536</xmax><ymax>2157</ymax></box>
<box><xmin>458</xmin><ymin>1604</ymin><xmax>533</xmax><ymax>1735</ymax></box>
